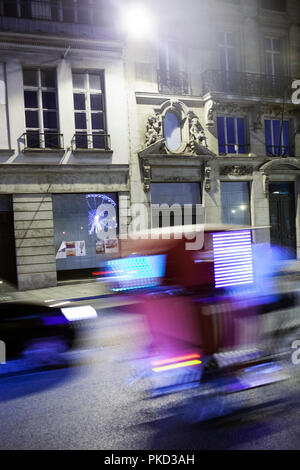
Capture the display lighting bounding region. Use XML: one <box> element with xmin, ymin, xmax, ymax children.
<box><xmin>107</xmin><ymin>254</ymin><xmax>166</xmax><ymax>291</ymax></box>
<box><xmin>213</xmin><ymin>230</ymin><xmax>254</xmax><ymax>288</ymax></box>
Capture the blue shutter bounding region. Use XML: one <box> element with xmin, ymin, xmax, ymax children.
<box><xmin>226</xmin><ymin>117</ymin><xmax>235</xmax><ymax>153</ymax></box>
<box><xmin>272</xmin><ymin>120</ymin><xmax>281</xmax><ymax>155</ymax></box>
<box><xmin>237</xmin><ymin>118</ymin><xmax>245</xmax><ymax>154</ymax></box>
<box><xmin>265</xmin><ymin>119</ymin><xmax>272</xmax><ymax>155</ymax></box>
<box><xmin>217</xmin><ymin>116</ymin><xmax>226</xmax><ymax>154</ymax></box>
<box><xmin>282</xmin><ymin>120</ymin><xmax>289</xmax><ymax>156</ymax></box>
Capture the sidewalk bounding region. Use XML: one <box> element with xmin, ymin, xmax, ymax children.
<box><xmin>23</xmin><ymin>279</ymin><xmax>111</xmax><ymax>303</ymax></box>
<box><xmin>4</xmin><ymin>258</ymin><xmax>300</xmax><ymax>305</ymax></box>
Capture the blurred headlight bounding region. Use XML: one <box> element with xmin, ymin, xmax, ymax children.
<box><xmin>61</xmin><ymin>305</ymin><xmax>98</xmax><ymax>322</ymax></box>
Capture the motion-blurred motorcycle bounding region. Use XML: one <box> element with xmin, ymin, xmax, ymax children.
<box><xmin>106</xmin><ymin>224</ymin><xmax>300</xmax><ymax>421</ymax></box>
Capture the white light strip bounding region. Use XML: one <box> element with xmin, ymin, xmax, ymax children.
<box><xmin>213</xmin><ymin>230</ymin><xmax>253</xmax><ymax>288</ymax></box>
<box><xmin>50</xmin><ymin>301</ymin><xmax>71</xmax><ymax>308</ymax></box>
<box><xmin>61</xmin><ymin>305</ymin><xmax>98</xmax><ymax>322</ymax></box>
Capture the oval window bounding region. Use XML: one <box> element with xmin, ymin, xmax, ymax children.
<box><xmin>163</xmin><ymin>111</ymin><xmax>181</xmax><ymax>151</ymax></box>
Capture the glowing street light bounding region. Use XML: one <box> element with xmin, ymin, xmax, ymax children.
<box><xmin>121</xmin><ymin>2</ymin><xmax>154</xmax><ymax>40</ymax></box>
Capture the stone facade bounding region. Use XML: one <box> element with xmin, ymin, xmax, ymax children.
<box><xmin>1</xmin><ymin>0</ymin><xmax>300</xmax><ymax>289</ymax></box>
<box><xmin>125</xmin><ymin>0</ymin><xmax>300</xmax><ymax>257</ymax></box>
<box><xmin>0</xmin><ymin>1</ymin><xmax>130</xmax><ymax>289</ymax></box>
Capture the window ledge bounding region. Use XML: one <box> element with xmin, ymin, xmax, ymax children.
<box><xmin>72</xmin><ymin>149</ymin><xmax>113</xmax><ymax>154</ymax></box>
<box><xmin>23</xmin><ymin>148</ymin><xmax>65</xmax><ymax>154</ymax></box>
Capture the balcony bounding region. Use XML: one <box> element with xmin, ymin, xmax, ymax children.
<box><xmin>22</xmin><ymin>131</ymin><xmax>64</xmax><ymax>151</ymax></box>
<box><xmin>157</xmin><ymin>69</ymin><xmax>190</xmax><ymax>95</ymax></box>
<box><xmin>202</xmin><ymin>70</ymin><xmax>293</xmax><ymax>100</ymax></box>
<box><xmin>71</xmin><ymin>133</ymin><xmax>111</xmax><ymax>152</ymax></box>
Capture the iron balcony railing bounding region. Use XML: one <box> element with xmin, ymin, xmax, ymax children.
<box><xmin>266</xmin><ymin>145</ymin><xmax>294</xmax><ymax>157</ymax></box>
<box><xmin>72</xmin><ymin>133</ymin><xmax>111</xmax><ymax>151</ymax></box>
<box><xmin>202</xmin><ymin>70</ymin><xmax>293</xmax><ymax>99</ymax></box>
<box><xmin>157</xmin><ymin>69</ymin><xmax>190</xmax><ymax>95</ymax></box>
<box><xmin>218</xmin><ymin>143</ymin><xmax>250</xmax><ymax>155</ymax></box>
<box><xmin>23</xmin><ymin>131</ymin><xmax>64</xmax><ymax>150</ymax></box>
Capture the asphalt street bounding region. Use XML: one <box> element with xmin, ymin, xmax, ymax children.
<box><xmin>0</xmin><ymin>302</ymin><xmax>300</xmax><ymax>450</ymax></box>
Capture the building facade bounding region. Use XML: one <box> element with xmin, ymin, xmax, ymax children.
<box><xmin>125</xmin><ymin>0</ymin><xmax>300</xmax><ymax>259</ymax></box>
<box><xmin>0</xmin><ymin>0</ymin><xmax>300</xmax><ymax>290</ymax></box>
<box><xmin>0</xmin><ymin>0</ymin><xmax>130</xmax><ymax>289</ymax></box>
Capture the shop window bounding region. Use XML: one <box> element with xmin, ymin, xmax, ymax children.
<box><xmin>53</xmin><ymin>193</ymin><xmax>118</xmax><ymax>276</ymax></box>
<box><xmin>221</xmin><ymin>182</ymin><xmax>251</xmax><ymax>225</ymax></box>
<box><xmin>217</xmin><ymin>116</ymin><xmax>247</xmax><ymax>154</ymax></box>
<box><xmin>72</xmin><ymin>71</ymin><xmax>108</xmax><ymax>150</ymax></box>
<box><xmin>264</xmin><ymin>119</ymin><xmax>291</xmax><ymax>156</ymax></box>
<box><xmin>150</xmin><ymin>183</ymin><xmax>202</xmax><ymax>228</ymax></box>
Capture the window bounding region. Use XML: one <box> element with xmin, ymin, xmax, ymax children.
<box><xmin>217</xmin><ymin>32</ymin><xmax>239</xmax><ymax>92</ymax></box>
<box><xmin>261</xmin><ymin>0</ymin><xmax>286</xmax><ymax>11</ymax></box>
<box><xmin>2</xmin><ymin>0</ymin><xmax>18</xmax><ymax>17</ymax></box>
<box><xmin>265</xmin><ymin>119</ymin><xmax>291</xmax><ymax>156</ymax></box>
<box><xmin>31</xmin><ymin>0</ymin><xmax>52</xmax><ymax>19</ymax></box>
<box><xmin>218</xmin><ymin>32</ymin><xmax>237</xmax><ymax>73</ymax></box>
<box><xmin>150</xmin><ymin>183</ymin><xmax>202</xmax><ymax>228</ymax></box>
<box><xmin>158</xmin><ymin>40</ymin><xmax>189</xmax><ymax>94</ymax></box>
<box><xmin>221</xmin><ymin>182</ymin><xmax>251</xmax><ymax>225</ymax></box>
<box><xmin>72</xmin><ymin>71</ymin><xmax>107</xmax><ymax>150</ymax></box>
<box><xmin>0</xmin><ymin>0</ymin><xmax>100</xmax><ymax>24</ymax></box>
<box><xmin>23</xmin><ymin>68</ymin><xmax>61</xmax><ymax>149</ymax></box>
<box><xmin>53</xmin><ymin>193</ymin><xmax>118</xmax><ymax>276</ymax></box>
<box><xmin>265</xmin><ymin>37</ymin><xmax>283</xmax><ymax>76</ymax></box>
<box><xmin>217</xmin><ymin>116</ymin><xmax>247</xmax><ymax>154</ymax></box>
<box><xmin>163</xmin><ymin>111</ymin><xmax>181</xmax><ymax>151</ymax></box>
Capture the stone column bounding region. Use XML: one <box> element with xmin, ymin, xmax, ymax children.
<box><xmin>0</xmin><ymin>63</ymin><xmax>9</xmax><ymax>150</ymax></box>
<box><xmin>203</xmin><ymin>163</ymin><xmax>222</xmax><ymax>224</ymax></box>
<box><xmin>118</xmin><ymin>192</ymin><xmax>131</xmax><ymax>239</ymax></box>
<box><xmin>251</xmin><ymin>171</ymin><xmax>270</xmax><ymax>245</ymax></box>
<box><xmin>13</xmin><ymin>194</ymin><xmax>57</xmax><ymax>290</ymax></box>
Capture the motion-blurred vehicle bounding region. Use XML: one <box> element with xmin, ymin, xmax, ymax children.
<box><xmin>106</xmin><ymin>224</ymin><xmax>300</xmax><ymax>418</ymax></box>
<box><xmin>0</xmin><ymin>279</ymin><xmax>96</xmax><ymax>365</ymax></box>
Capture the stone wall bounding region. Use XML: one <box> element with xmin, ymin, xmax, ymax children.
<box><xmin>13</xmin><ymin>194</ymin><xmax>57</xmax><ymax>290</ymax></box>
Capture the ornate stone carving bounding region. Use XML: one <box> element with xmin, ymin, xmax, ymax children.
<box><xmin>145</xmin><ymin>114</ymin><xmax>162</xmax><ymax>146</ymax></box>
<box><xmin>188</xmin><ymin>113</ymin><xmax>207</xmax><ymax>153</ymax></box>
<box><xmin>204</xmin><ymin>165</ymin><xmax>211</xmax><ymax>191</ymax></box>
<box><xmin>205</xmin><ymin>100</ymin><xmax>251</xmax><ymax>129</ymax></box>
<box><xmin>142</xmin><ymin>158</ymin><xmax>151</xmax><ymax>192</ymax></box>
<box><xmin>220</xmin><ymin>165</ymin><xmax>253</xmax><ymax>176</ymax></box>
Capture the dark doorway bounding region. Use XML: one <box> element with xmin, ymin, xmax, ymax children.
<box><xmin>0</xmin><ymin>196</ymin><xmax>17</xmax><ymax>285</ymax></box>
<box><xmin>269</xmin><ymin>182</ymin><xmax>296</xmax><ymax>259</ymax></box>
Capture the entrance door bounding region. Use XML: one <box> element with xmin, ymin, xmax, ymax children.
<box><xmin>0</xmin><ymin>196</ymin><xmax>17</xmax><ymax>284</ymax></box>
<box><xmin>269</xmin><ymin>182</ymin><xmax>296</xmax><ymax>259</ymax></box>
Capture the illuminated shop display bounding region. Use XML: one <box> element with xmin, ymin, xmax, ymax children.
<box><xmin>53</xmin><ymin>193</ymin><xmax>118</xmax><ymax>272</ymax></box>
<box><xmin>212</xmin><ymin>230</ymin><xmax>254</xmax><ymax>288</ymax></box>
<box><xmin>86</xmin><ymin>193</ymin><xmax>117</xmax><ymax>239</ymax></box>
<box><xmin>107</xmin><ymin>254</ymin><xmax>166</xmax><ymax>291</ymax></box>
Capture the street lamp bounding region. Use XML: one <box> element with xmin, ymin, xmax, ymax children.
<box><xmin>120</xmin><ymin>2</ymin><xmax>154</xmax><ymax>40</ymax></box>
